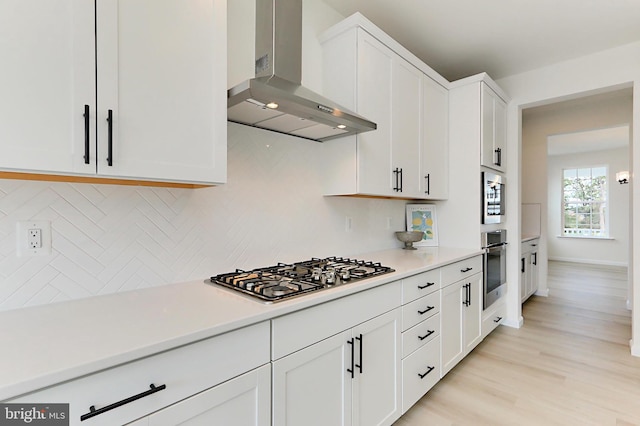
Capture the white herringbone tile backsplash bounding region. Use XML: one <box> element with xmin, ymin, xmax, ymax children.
<box><xmin>0</xmin><ymin>123</ymin><xmax>407</xmax><ymax>311</ymax></box>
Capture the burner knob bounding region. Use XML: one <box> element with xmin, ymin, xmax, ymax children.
<box><xmin>311</xmin><ymin>268</ymin><xmax>322</xmax><ymax>281</ymax></box>
<box><xmin>324</xmin><ymin>268</ymin><xmax>336</xmax><ymax>285</ymax></box>
<box><xmin>340</xmin><ymin>269</ymin><xmax>351</xmax><ymax>281</ymax></box>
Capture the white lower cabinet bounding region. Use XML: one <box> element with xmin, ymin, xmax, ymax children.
<box><xmin>272</xmin><ymin>308</ymin><xmax>401</xmax><ymax>426</ymax></box>
<box><xmin>441</xmin><ymin>273</ymin><xmax>482</xmax><ymax>376</ymax></box>
<box><xmin>521</xmin><ymin>238</ymin><xmax>540</xmax><ymax>303</ymax></box>
<box><xmin>481</xmin><ymin>297</ymin><xmax>506</xmax><ymax>339</ymax></box>
<box><xmin>8</xmin><ymin>322</ymin><xmax>270</xmax><ymax>426</ymax></box>
<box><xmin>130</xmin><ymin>364</ymin><xmax>271</xmax><ymax>426</ymax></box>
<box><xmin>402</xmin><ymin>336</ymin><xmax>440</xmax><ymax>412</ymax></box>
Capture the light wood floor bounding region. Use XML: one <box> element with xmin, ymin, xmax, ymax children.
<box><xmin>395</xmin><ymin>261</ymin><xmax>640</xmax><ymax>425</ymax></box>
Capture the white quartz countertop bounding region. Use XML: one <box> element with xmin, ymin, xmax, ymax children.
<box><xmin>0</xmin><ymin>246</ymin><xmax>481</xmax><ymax>401</ymax></box>
<box><xmin>521</xmin><ymin>234</ymin><xmax>540</xmax><ymax>242</ymax></box>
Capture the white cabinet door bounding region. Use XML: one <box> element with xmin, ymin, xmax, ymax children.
<box><xmin>441</xmin><ymin>281</ymin><xmax>464</xmax><ymax>376</ymax></box>
<box><xmin>480</xmin><ymin>83</ymin><xmax>506</xmax><ymax>172</ymax></box>
<box><xmin>441</xmin><ymin>274</ymin><xmax>482</xmax><ymax>376</ymax></box>
<box><xmin>146</xmin><ymin>364</ymin><xmax>270</xmax><ymax>426</ymax></box>
<box><xmin>391</xmin><ymin>57</ymin><xmax>422</xmax><ymax>198</ymax></box>
<box><xmin>421</xmin><ymin>76</ymin><xmax>449</xmax><ymax>199</ymax></box>
<box><xmin>95</xmin><ymin>0</ymin><xmax>226</xmax><ymax>184</ymax></box>
<box><xmin>356</xmin><ymin>30</ymin><xmax>393</xmax><ymax>196</ymax></box>
<box><xmin>272</xmin><ymin>330</ymin><xmax>353</xmax><ymax>426</ymax></box>
<box><xmin>352</xmin><ymin>309</ymin><xmax>401</xmax><ymax>426</ymax></box>
<box><xmin>0</xmin><ymin>0</ymin><xmax>95</xmax><ymax>175</ymax></box>
<box><xmin>494</xmin><ymin>94</ymin><xmax>507</xmax><ymax>172</ymax></box>
<box><xmin>463</xmin><ymin>274</ymin><xmax>482</xmax><ymax>354</ymax></box>
<box><xmin>529</xmin><ymin>250</ymin><xmax>539</xmax><ymax>296</ymax></box>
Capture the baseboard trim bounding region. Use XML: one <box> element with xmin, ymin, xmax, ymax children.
<box><xmin>534</xmin><ymin>288</ymin><xmax>550</xmax><ymax>297</ymax></box>
<box><xmin>502</xmin><ymin>316</ymin><xmax>524</xmax><ymax>329</ymax></box>
<box><xmin>548</xmin><ymin>256</ymin><xmax>628</xmax><ymax>267</ymax></box>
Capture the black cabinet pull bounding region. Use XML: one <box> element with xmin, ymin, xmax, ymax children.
<box><xmin>83</xmin><ymin>105</ymin><xmax>90</xmax><ymax>164</ymax></box>
<box><xmin>494</xmin><ymin>148</ymin><xmax>502</xmax><ymax>166</ymax></box>
<box><xmin>418</xmin><ymin>306</ymin><xmax>435</xmax><ymax>315</ymax></box>
<box><xmin>347</xmin><ymin>338</ymin><xmax>355</xmax><ymax>378</ymax></box>
<box><xmin>418</xmin><ymin>282</ymin><xmax>435</xmax><ymax>290</ymax></box>
<box><xmin>399</xmin><ymin>168</ymin><xmax>403</xmax><ymax>192</ymax></box>
<box><xmin>106</xmin><ymin>109</ymin><xmax>113</xmax><ymax>166</ymax></box>
<box><xmin>460</xmin><ymin>267</ymin><xmax>472</xmax><ymax>273</ymax></box>
<box><xmin>355</xmin><ymin>334</ymin><xmax>363</xmax><ymax>374</ymax></box>
<box><xmin>80</xmin><ymin>383</ymin><xmax>166</xmax><ymax>421</ymax></box>
<box><xmin>494</xmin><ymin>316</ymin><xmax>503</xmax><ymax>323</ymax></box>
<box><xmin>418</xmin><ymin>366</ymin><xmax>435</xmax><ymax>379</ymax></box>
<box><xmin>467</xmin><ymin>282</ymin><xmax>472</xmax><ymax>305</ymax></box>
<box><xmin>418</xmin><ymin>330</ymin><xmax>435</xmax><ymax>341</ymax></box>
<box><xmin>533</xmin><ymin>252</ymin><xmax>537</xmax><ymax>266</ymax></box>
<box><xmin>424</xmin><ymin>174</ymin><xmax>430</xmax><ymax>195</ymax></box>
<box><xmin>521</xmin><ymin>258</ymin><xmax>525</xmax><ymax>273</ymax></box>
<box><xmin>393</xmin><ymin>168</ymin><xmax>400</xmax><ymax>192</ymax></box>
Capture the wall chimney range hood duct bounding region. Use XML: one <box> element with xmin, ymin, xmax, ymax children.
<box><xmin>227</xmin><ymin>0</ymin><xmax>376</xmax><ymax>142</ymax></box>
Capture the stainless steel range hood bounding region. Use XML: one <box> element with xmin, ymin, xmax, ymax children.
<box><xmin>227</xmin><ymin>0</ymin><xmax>376</xmax><ymax>142</ymax></box>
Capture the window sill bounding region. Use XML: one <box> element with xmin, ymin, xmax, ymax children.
<box><xmin>556</xmin><ymin>235</ymin><xmax>614</xmax><ymax>240</ymax></box>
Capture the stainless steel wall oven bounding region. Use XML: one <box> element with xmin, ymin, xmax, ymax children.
<box><xmin>482</xmin><ymin>229</ymin><xmax>507</xmax><ymax>309</ymax></box>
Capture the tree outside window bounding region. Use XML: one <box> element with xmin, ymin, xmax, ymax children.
<box><xmin>562</xmin><ymin>166</ymin><xmax>608</xmax><ymax>237</ymax></box>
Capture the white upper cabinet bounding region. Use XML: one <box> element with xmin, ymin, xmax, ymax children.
<box><xmin>355</xmin><ymin>30</ymin><xmax>394</xmax><ymax>196</ymax></box>
<box><xmin>0</xmin><ymin>0</ymin><xmax>226</xmax><ymax>185</ymax></box>
<box><xmin>480</xmin><ymin>82</ymin><xmax>507</xmax><ymax>173</ymax></box>
<box><xmin>320</xmin><ymin>14</ymin><xmax>449</xmax><ymax>200</ymax></box>
<box><xmin>0</xmin><ymin>0</ymin><xmax>95</xmax><ymax>175</ymax></box>
<box><xmin>421</xmin><ymin>76</ymin><xmax>449</xmax><ymax>199</ymax></box>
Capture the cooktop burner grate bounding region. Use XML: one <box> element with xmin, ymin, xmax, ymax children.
<box><xmin>208</xmin><ymin>257</ymin><xmax>394</xmax><ymax>303</ymax></box>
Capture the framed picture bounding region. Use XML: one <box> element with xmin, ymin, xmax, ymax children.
<box><xmin>406</xmin><ymin>204</ymin><xmax>438</xmax><ymax>247</ymax></box>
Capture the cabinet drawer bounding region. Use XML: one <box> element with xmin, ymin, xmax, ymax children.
<box><xmin>402</xmin><ymin>269</ymin><xmax>440</xmax><ymax>303</ymax></box>
<box><xmin>402</xmin><ymin>291</ymin><xmax>439</xmax><ymax>331</ymax></box>
<box><xmin>441</xmin><ymin>256</ymin><xmax>482</xmax><ymax>287</ymax></box>
<box><xmin>9</xmin><ymin>322</ymin><xmax>270</xmax><ymax>426</ymax></box>
<box><xmin>402</xmin><ymin>336</ymin><xmax>440</xmax><ymax>413</ymax></box>
<box><xmin>271</xmin><ymin>280</ymin><xmax>402</xmax><ymax>359</ymax></box>
<box><xmin>482</xmin><ymin>300</ymin><xmax>506</xmax><ymax>338</ymax></box>
<box><xmin>402</xmin><ymin>313</ymin><xmax>439</xmax><ymax>357</ymax></box>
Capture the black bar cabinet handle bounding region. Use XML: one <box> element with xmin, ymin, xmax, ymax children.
<box><xmin>83</xmin><ymin>105</ymin><xmax>90</xmax><ymax>164</ymax></box>
<box><xmin>521</xmin><ymin>258</ymin><xmax>525</xmax><ymax>273</ymax></box>
<box><xmin>460</xmin><ymin>267</ymin><xmax>472</xmax><ymax>273</ymax></box>
<box><xmin>418</xmin><ymin>282</ymin><xmax>435</xmax><ymax>290</ymax></box>
<box><xmin>494</xmin><ymin>148</ymin><xmax>501</xmax><ymax>166</ymax></box>
<box><xmin>393</xmin><ymin>168</ymin><xmax>399</xmax><ymax>192</ymax></box>
<box><xmin>418</xmin><ymin>306</ymin><xmax>435</xmax><ymax>315</ymax></box>
<box><xmin>467</xmin><ymin>282</ymin><xmax>472</xmax><ymax>305</ymax></box>
<box><xmin>494</xmin><ymin>316</ymin><xmax>503</xmax><ymax>323</ymax></box>
<box><xmin>399</xmin><ymin>168</ymin><xmax>403</xmax><ymax>192</ymax></box>
<box><xmin>418</xmin><ymin>366</ymin><xmax>435</xmax><ymax>379</ymax></box>
<box><xmin>347</xmin><ymin>338</ymin><xmax>355</xmax><ymax>378</ymax></box>
<box><xmin>418</xmin><ymin>330</ymin><xmax>435</xmax><ymax>341</ymax></box>
<box><xmin>425</xmin><ymin>173</ymin><xmax>430</xmax><ymax>195</ymax></box>
<box><xmin>106</xmin><ymin>109</ymin><xmax>113</xmax><ymax>166</ymax></box>
<box><xmin>355</xmin><ymin>334</ymin><xmax>363</xmax><ymax>374</ymax></box>
<box><xmin>533</xmin><ymin>253</ymin><xmax>537</xmax><ymax>266</ymax></box>
<box><xmin>80</xmin><ymin>383</ymin><xmax>166</xmax><ymax>421</ymax></box>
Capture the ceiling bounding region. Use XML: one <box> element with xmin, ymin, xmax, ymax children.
<box><xmin>321</xmin><ymin>0</ymin><xmax>640</xmax><ymax>81</ymax></box>
<box><xmin>547</xmin><ymin>125</ymin><xmax>629</xmax><ymax>156</ymax></box>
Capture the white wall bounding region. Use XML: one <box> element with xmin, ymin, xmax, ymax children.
<box><xmin>0</xmin><ymin>1</ymin><xmax>412</xmax><ymax>311</ymax></box>
<box><xmin>547</xmin><ymin>147</ymin><xmax>629</xmax><ymax>266</ymax></box>
<box><xmin>496</xmin><ymin>40</ymin><xmax>640</xmax><ymax>355</ymax></box>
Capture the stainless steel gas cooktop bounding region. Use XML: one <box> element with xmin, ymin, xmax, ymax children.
<box><xmin>207</xmin><ymin>257</ymin><xmax>395</xmax><ymax>303</ymax></box>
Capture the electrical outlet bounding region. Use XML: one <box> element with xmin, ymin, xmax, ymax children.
<box><xmin>17</xmin><ymin>221</ymin><xmax>52</xmax><ymax>256</ymax></box>
<box><xmin>28</xmin><ymin>228</ymin><xmax>42</xmax><ymax>249</ymax></box>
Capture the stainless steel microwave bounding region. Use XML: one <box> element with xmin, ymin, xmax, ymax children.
<box><xmin>482</xmin><ymin>171</ymin><xmax>505</xmax><ymax>224</ymax></box>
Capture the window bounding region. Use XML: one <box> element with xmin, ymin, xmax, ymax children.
<box><xmin>562</xmin><ymin>166</ymin><xmax>608</xmax><ymax>237</ymax></box>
